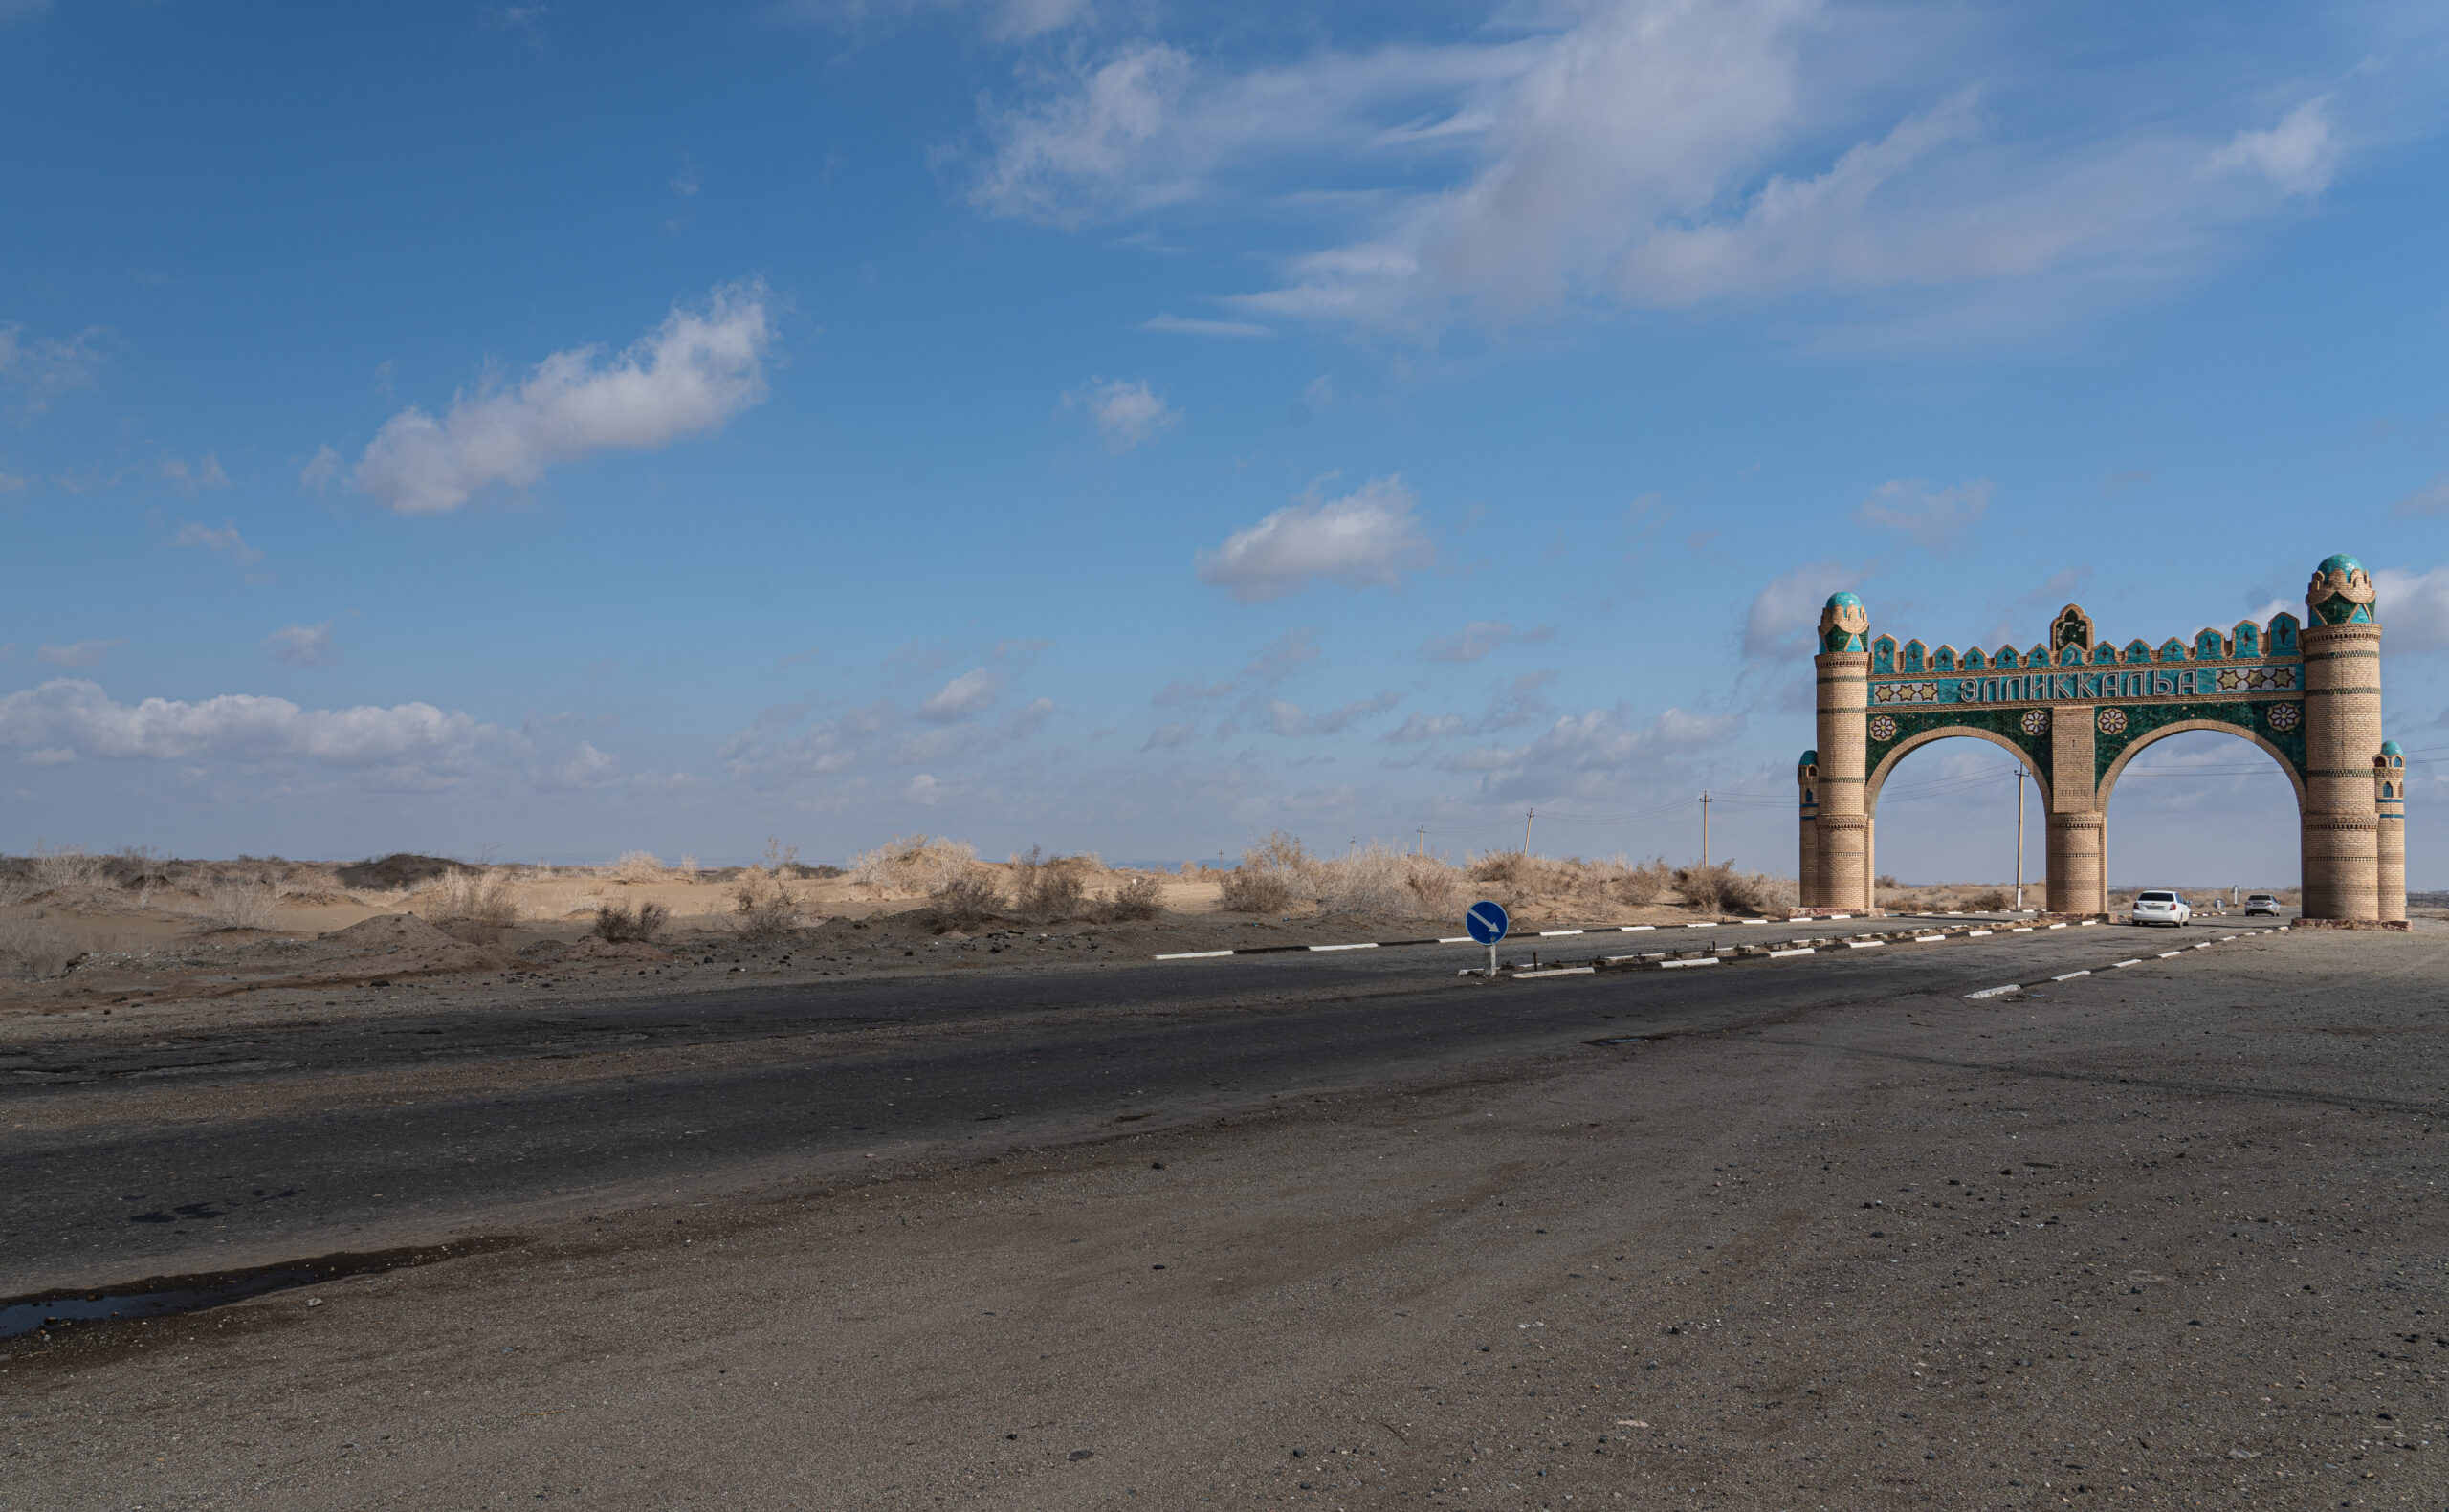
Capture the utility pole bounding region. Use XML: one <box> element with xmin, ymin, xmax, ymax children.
<box><xmin>1699</xmin><ymin>790</ymin><xmax>1712</xmax><ymax>868</ymax></box>
<box><xmin>1523</xmin><ymin>807</ymin><xmax>1536</xmax><ymax>856</ymax></box>
<box><xmin>1417</xmin><ymin>825</ymin><xmax>1427</xmax><ymax>856</ymax></box>
<box><xmin>2014</xmin><ymin>770</ymin><xmax>2026</xmax><ymax>911</ymax></box>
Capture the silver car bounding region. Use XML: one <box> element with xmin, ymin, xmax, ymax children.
<box><xmin>2243</xmin><ymin>893</ymin><xmax>2283</xmax><ymax>917</ymax></box>
<box><xmin>2131</xmin><ymin>889</ymin><xmax>2192</xmax><ymax>927</ymax></box>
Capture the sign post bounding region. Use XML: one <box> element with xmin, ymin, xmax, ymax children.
<box><xmin>1465</xmin><ymin>899</ymin><xmax>1510</xmax><ymax>977</ymax></box>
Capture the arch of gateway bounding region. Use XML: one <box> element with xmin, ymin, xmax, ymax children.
<box><xmin>1793</xmin><ymin>555</ymin><xmax>2406</xmax><ymax>922</ymax></box>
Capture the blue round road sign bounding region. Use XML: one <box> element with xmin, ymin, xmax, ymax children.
<box><xmin>1466</xmin><ymin>899</ymin><xmax>1510</xmax><ymax>944</ymax></box>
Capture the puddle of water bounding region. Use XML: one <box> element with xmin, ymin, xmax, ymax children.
<box><xmin>0</xmin><ymin>1238</ymin><xmax>517</xmax><ymax>1341</ymax></box>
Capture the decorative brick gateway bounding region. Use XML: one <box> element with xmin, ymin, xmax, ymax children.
<box><xmin>1795</xmin><ymin>556</ymin><xmax>2406</xmax><ymax>922</ymax></box>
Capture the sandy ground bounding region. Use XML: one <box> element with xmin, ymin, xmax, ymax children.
<box><xmin>3</xmin><ymin>925</ymin><xmax>2442</xmax><ymax>1509</ymax></box>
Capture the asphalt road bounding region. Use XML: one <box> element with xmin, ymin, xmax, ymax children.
<box><xmin>1</xmin><ymin>917</ymin><xmax>2261</xmax><ymax>1297</ymax></box>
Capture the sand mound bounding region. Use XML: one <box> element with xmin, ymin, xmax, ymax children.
<box><xmin>323</xmin><ymin>913</ymin><xmax>462</xmax><ymax>950</ymax></box>
<box><xmin>319</xmin><ymin>912</ymin><xmax>519</xmax><ymax>975</ymax></box>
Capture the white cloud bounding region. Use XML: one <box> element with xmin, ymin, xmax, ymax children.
<box><xmin>37</xmin><ymin>638</ymin><xmax>125</xmax><ymax>668</ymax></box>
<box><xmin>1854</xmin><ymin>477</ymin><xmax>1993</xmax><ymax>554</ymax></box>
<box><xmin>351</xmin><ymin>281</ymin><xmax>773</xmax><ymax>515</ymax></box>
<box><xmin>1066</xmin><ymin>377</ymin><xmax>1180</xmax><ymax>451</ymax></box>
<box><xmin>2393</xmin><ymin>473</ymin><xmax>2449</xmax><ymax>517</ymax></box>
<box><xmin>917</xmin><ymin>667</ymin><xmax>1001</xmax><ymax>721</ymax></box>
<box><xmin>1139</xmin><ymin>312</ymin><xmax>1272</xmax><ymax>339</ymax></box>
<box><xmin>1142</xmin><ymin>720</ymin><xmax>1199</xmax><ymax>751</ymax></box>
<box><xmin>905</xmin><ymin>773</ymin><xmax>944</xmax><ymax>804</ymax></box>
<box><xmin>0</xmin><ymin>678</ymin><xmax>516</xmax><ymax>772</ymax></box>
<box><xmin>1197</xmin><ymin>474</ymin><xmax>1433</xmax><ymax>601</ymax></box>
<box><xmin>265</xmin><ymin>622</ymin><xmax>337</xmax><ymax>668</ymax></box>
<box><xmin>2374</xmin><ymin>566</ymin><xmax>2449</xmax><ymax>654</ymax></box>
<box><xmin>1743</xmin><ymin>559</ymin><xmax>1862</xmax><ymax>660</ymax></box>
<box><xmin>2206</xmin><ymin>97</ymin><xmax>2337</xmax><ymax>197</ymax></box>
<box><xmin>968</xmin><ymin>4</ymin><xmax>2365</xmax><ymax>335</ymax></box>
<box><xmin>0</xmin><ymin>472</ymin><xmax>26</xmax><ymax>493</ymax></box>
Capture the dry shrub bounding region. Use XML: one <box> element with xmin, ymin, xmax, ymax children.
<box><xmin>1961</xmin><ymin>887</ymin><xmax>2013</xmax><ymax>912</ymax></box>
<box><xmin>1318</xmin><ymin>843</ymin><xmax>1458</xmax><ymax>918</ymax></box>
<box><xmin>732</xmin><ymin>840</ymin><xmax>800</xmax><ymax>938</ymax></box>
<box><xmin>849</xmin><ymin>833</ymin><xmax>980</xmax><ymax>894</ymax></box>
<box><xmin>927</xmin><ymin>872</ymin><xmax>1004</xmax><ymax>931</ymax></box>
<box><xmin>608</xmin><ymin>850</ymin><xmax>664</xmax><ymax>884</ymax></box>
<box><xmin>30</xmin><ymin>842</ymin><xmax>104</xmax><ymax>893</ymax></box>
<box><xmin>1218</xmin><ymin>831</ymin><xmax>1315</xmax><ymax>914</ymax></box>
<box><xmin>417</xmin><ymin>867</ymin><xmax>519</xmax><ymax>944</ymax></box>
<box><xmin>594</xmin><ymin>899</ymin><xmax>669</xmax><ymax>943</ymax></box>
<box><xmin>1100</xmin><ymin>872</ymin><xmax>1164</xmax><ymax>922</ymax></box>
<box><xmin>1612</xmin><ymin>859</ymin><xmax>1676</xmax><ymax>906</ymax></box>
<box><xmin>1011</xmin><ymin>846</ymin><xmax>1098</xmax><ymax>924</ymax></box>
<box><xmin>204</xmin><ymin>881</ymin><xmax>277</xmax><ymax>931</ymax></box>
<box><xmin>0</xmin><ymin>914</ymin><xmax>77</xmax><ymax>979</ymax></box>
<box><xmin>1673</xmin><ymin>862</ymin><xmax>1785</xmax><ymax>917</ymax></box>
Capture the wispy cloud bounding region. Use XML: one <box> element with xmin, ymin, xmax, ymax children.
<box><xmin>1197</xmin><ymin>475</ymin><xmax>1433</xmax><ymax>602</ymax></box>
<box><xmin>265</xmin><ymin>622</ymin><xmax>337</xmax><ymax>667</ymax></box>
<box><xmin>350</xmin><ymin>281</ymin><xmax>773</xmax><ymax>515</ymax></box>
<box><xmin>1421</xmin><ymin>620</ymin><xmax>1550</xmax><ymax>663</ymax></box>
<box><xmin>963</xmin><ymin>4</ymin><xmax>2373</xmax><ymax>338</ymax></box>
<box><xmin>1244</xmin><ymin>626</ymin><xmax>1322</xmax><ymax>684</ymax></box>
<box><xmin>1139</xmin><ymin>312</ymin><xmax>1271</xmax><ymax>339</ymax></box>
<box><xmin>1854</xmin><ymin>477</ymin><xmax>1993</xmax><ymax>554</ymax></box>
<box><xmin>917</xmin><ymin>667</ymin><xmax>1001</xmax><ymax>721</ymax></box>
<box><xmin>2374</xmin><ymin>566</ymin><xmax>2449</xmax><ymax>654</ymax></box>
<box><xmin>160</xmin><ymin>454</ymin><xmax>232</xmax><ymax>495</ymax></box>
<box><xmin>171</xmin><ymin>520</ymin><xmax>269</xmax><ymax>582</ymax></box>
<box><xmin>37</xmin><ymin>639</ymin><xmax>125</xmax><ymax>669</ymax></box>
<box><xmin>0</xmin><ymin>321</ymin><xmax>107</xmax><ymax>413</ymax></box>
<box><xmin>2393</xmin><ymin>473</ymin><xmax>2449</xmax><ymax>517</ymax></box>
<box><xmin>1742</xmin><ymin>559</ymin><xmax>1863</xmax><ymax>661</ymax></box>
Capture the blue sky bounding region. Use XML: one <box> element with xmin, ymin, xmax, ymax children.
<box><xmin>5</xmin><ymin>0</ymin><xmax>2449</xmax><ymax>886</ymax></box>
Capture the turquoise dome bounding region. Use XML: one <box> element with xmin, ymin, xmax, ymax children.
<box><xmin>1825</xmin><ymin>591</ymin><xmax>1863</xmax><ymax>609</ymax></box>
<box><xmin>2317</xmin><ymin>553</ymin><xmax>2362</xmax><ymax>576</ymax></box>
<box><xmin>1798</xmin><ymin>748</ymin><xmax>1818</xmax><ymax>767</ymax></box>
<box><xmin>2381</xmin><ymin>739</ymin><xmax>2403</xmax><ymax>756</ymax></box>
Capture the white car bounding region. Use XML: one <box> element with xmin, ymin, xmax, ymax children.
<box><xmin>2131</xmin><ymin>890</ymin><xmax>2192</xmax><ymax>927</ymax></box>
<box><xmin>2243</xmin><ymin>893</ymin><xmax>2283</xmax><ymax>917</ymax></box>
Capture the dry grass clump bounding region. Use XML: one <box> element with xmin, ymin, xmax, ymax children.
<box><xmin>1219</xmin><ymin>831</ymin><xmax>1315</xmax><ymax>914</ymax></box>
<box><xmin>0</xmin><ymin>914</ymin><xmax>77</xmax><ymax>978</ymax></box>
<box><xmin>203</xmin><ymin>881</ymin><xmax>278</xmax><ymax>931</ymax></box>
<box><xmin>607</xmin><ymin>850</ymin><xmax>665</xmax><ymax>884</ymax></box>
<box><xmin>1011</xmin><ymin>847</ymin><xmax>1102</xmax><ymax>924</ymax></box>
<box><xmin>1318</xmin><ymin>843</ymin><xmax>1459</xmax><ymax>918</ymax></box>
<box><xmin>415</xmin><ymin>866</ymin><xmax>519</xmax><ymax>944</ymax></box>
<box><xmin>926</xmin><ymin>873</ymin><xmax>1004</xmax><ymax>931</ymax></box>
<box><xmin>1672</xmin><ymin>862</ymin><xmax>1787</xmax><ymax>917</ymax></box>
<box><xmin>32</xmin><ymin>842</ymin><xmax>106</xmax><ymax>893</ymax></box>
<box><xmin>731</xmin><ymin>840</ymin><xmax>800</xmax><ymax>938</ymax></box>
<box><xmin>1100</xmin><ymin>872</ymin><xmax>1164</xmax><ymax>922</ymax></box>
<box><xmin>1465</xmin><ymin>851</ymin><xmax>1678</xmax><ymax>913</ymax></box>
<box><xmin>593</xmin><ymin>899</ymin><xmax>670</xmax><ymax>942</ymax></box>
<box><xmin>849</xmin><ymin>834</ymin><xmax>980</xmax><ymax>895</ymax></box>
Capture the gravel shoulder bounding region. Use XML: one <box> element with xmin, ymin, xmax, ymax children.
<box><xmin>3</xmin><ymin>927</ymin><xmax>2443</xmax><ymax>1510</ymax></box>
